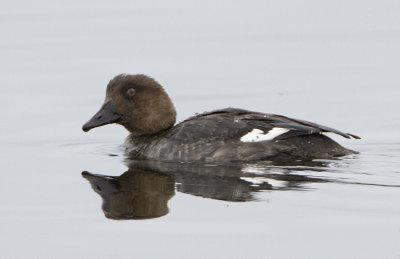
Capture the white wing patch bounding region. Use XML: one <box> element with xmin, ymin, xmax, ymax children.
<box><xmin>240</xmin><ymin>127</ymin><xmax>290</xmax><ymax>142</ymax></box>
<box><xmin>240</xmin><ymin>177</ymin><xmax>287</xmax><ymax>188</ymax></box>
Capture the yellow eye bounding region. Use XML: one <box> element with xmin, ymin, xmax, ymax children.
<box><xmin>126</xmin><ymin>88</ymin><xmax>135</xmax><ymax>97</ymax></box>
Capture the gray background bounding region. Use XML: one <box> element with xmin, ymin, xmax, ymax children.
<box><xmin>1</xmin><ymin>0</ymin><xmax>399</xmax><ymax>258</ymax></box>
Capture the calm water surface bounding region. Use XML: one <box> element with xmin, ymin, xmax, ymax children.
<box><xmin>1</xmin><ymin>0</ymin><xmax>400</xmax><ymax>258</ymax></box>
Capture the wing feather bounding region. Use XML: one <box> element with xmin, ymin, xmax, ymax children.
<box><xmin>166</xmin><ymin>108</ymin><xmax>360</xmax><ymax>142</ymax></box>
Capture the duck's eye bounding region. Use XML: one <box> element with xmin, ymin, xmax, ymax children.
<box><xmin>126</xmin><ymin>88</ymin><xmax>136</xmax><ymax>97</ymax></box>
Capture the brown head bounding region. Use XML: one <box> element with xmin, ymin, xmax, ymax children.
<box><xmin>82</xmin><ymin>74</ymin><xmax>176</xmax><ymax>135</ymax></box>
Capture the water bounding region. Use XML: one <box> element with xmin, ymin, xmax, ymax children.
<box><xmin>1</xmin><ymin>0</ymin><xmax>400</xmax><ymax>258</ymax></box>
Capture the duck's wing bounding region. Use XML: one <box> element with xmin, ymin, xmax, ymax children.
<box><xmin>242</xmin><ymin>113</ymin><xmax>361</xmax><ymax>140</ymax></box>
<box><xmin>166</xmin><ymin>109</ymin><xmax>250</xmax><ymax>142</ymax></box>
<box><xmin>167</xmin><ymin>108</ymin><xmax>360</xmax><ymax>142</ymax></box>
<box><xmin>283</xmin><ymin>117</ymin><xmax>361</xmax><ymax>139</ymax></box>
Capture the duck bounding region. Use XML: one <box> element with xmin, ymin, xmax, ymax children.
<box><xmin>82</xmin><ymin>74</ymin><xmax>360</xmax><ymax>163</ymax></box>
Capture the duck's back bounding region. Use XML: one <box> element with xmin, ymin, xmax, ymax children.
<box><xmin>125</xmin><ymin>108</ymin><xmax>358</xmax><ymax>162</ymax></box>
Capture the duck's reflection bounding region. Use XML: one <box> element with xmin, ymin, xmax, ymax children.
<box><xmin>82</xmin><ymin>169</ymin><xmax>174</xmax><ymax>220</ymax></box>
<box><xmin>82</xmin><ymin>160</ymin><xmax>329</xmax><ymax>220</ymax></box>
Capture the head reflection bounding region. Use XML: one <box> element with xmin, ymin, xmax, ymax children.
<box><xmin>82</xmin><ymin>169</ymin><xmax>174</xmax><ymax>220</ymax></box>
<box><xmin>83</xmin><ymin>160</ymin><xmax>331</xmax><ymax>220</ymax></box>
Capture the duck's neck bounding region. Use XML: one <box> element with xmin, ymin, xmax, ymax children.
<box><xmin>122</xmin><ymin>98</ymin><xmax>177</xmax><ymax>135</ymax></box>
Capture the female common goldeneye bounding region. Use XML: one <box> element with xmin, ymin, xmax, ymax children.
<box><xmin>82</xmin><ymin>74</ymin><xmax>360</xmax><ymax>162</ymax></box>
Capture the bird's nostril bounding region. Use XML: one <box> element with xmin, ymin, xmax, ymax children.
<box><xmin>97</xmin><ymin>115</ymin><xmax>103</xmax><ymax>120</ymax></box>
